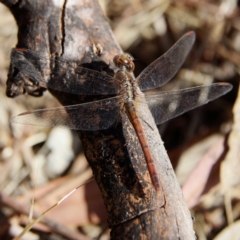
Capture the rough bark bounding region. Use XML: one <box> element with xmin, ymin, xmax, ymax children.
<box><xmin>3</xmin><ymin>0</ymin><xmax>195</xmax><ymax>239</ymax></box>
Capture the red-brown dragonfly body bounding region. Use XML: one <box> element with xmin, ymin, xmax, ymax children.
<box><xmin>114</xmin><ymin>53</ymin><xmax>161</xmax><ymax>191</ymax></box>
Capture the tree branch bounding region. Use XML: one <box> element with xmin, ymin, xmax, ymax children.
<box><xmin>3</xmin><ymin>0</ymin><xmax>195</xmax><ymax>238</ymax></box>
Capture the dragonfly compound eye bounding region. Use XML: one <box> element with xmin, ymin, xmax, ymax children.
<box><xmin>125</xmin><ymin>53</ymin><xmax>134</xmax><ymax>61</ymax></box>
<box><xmin>113</xmin><ymin>54</ymin><xmax>135</xmax><ymax>72</ymax></box>
<box><xmin>113</xmin><ymin>54</ymin><xmax>122</xmax><ymax>67</ymax></box>
<box><xmin>127</xmin><ymin>61</ymin><xmax>135</xmax><ymax>72</ymax></box>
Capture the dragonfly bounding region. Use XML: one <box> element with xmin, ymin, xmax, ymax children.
<box><xmin>10</xmin><ymin>31</ymin><xmax>232</xmax><ymax>192</ymax></box>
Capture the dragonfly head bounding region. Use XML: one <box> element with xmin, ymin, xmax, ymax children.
<box><xmin>113</xmin><ymin>53</ymin><xmax>135</xmax><ymax>72</ymax></box>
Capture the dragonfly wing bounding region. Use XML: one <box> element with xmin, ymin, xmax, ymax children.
<box><xmin>144</xmin><ymin>83</ymin><xmax>232</xmax><ymax>125</ymax></box>
<box><xmin>138</xmin><ymin>32</ymin><xmax>195</xmax><ymax>91</ymax></box>
<box><xmin>11</xmin><ymin>97</ymin><xmax>121</xmax><ymax>131</ymax></box>
<box><xmin>11</xmin><ymin>48</ymin><xmax>119</xmax><ymax>96</ymax></box>
<box><xmin>48</xmin><ymin>63</ymin><xmax>119</xmax><ymax>95</ymax></box>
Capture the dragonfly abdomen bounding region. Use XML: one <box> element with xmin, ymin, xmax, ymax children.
<box><xmin>126</xmin><ymin>101</ymin><xmax>161</xmax><ymax>193</ymax></box>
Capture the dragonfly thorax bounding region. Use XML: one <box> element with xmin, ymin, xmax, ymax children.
<box><xmin>113</xmin><ymin>53</ymin><xmax>138</xmax><ymax>102</ymax></box>
<box><xmin>115</xmin><ymin>69</ymin><xmax>138</xmax><ymax>102</ymax></box>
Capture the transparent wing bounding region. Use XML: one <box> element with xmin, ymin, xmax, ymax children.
<box><xmin>12</xmin><ymin>48</ymin><xmax>119</xmax><ymax>95</ymax></box>
<box><xmin>143</xmin><ymin>83</ymin><xmax>232</xmax><ymax>125</ymax></box>
<box><xmin>11</xmin><ymin>97</ymin><xmax>121</xmax><ymax>131</ymax></box>
<box><xmin>137</xmin><ymin>31</ymin><xmax>196</xmax><ymax>91</ymax></box>
<box><xmin>48</xmin><ymin>63</ymin><xmax>119</xmax><ymax>95</ymax></box>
